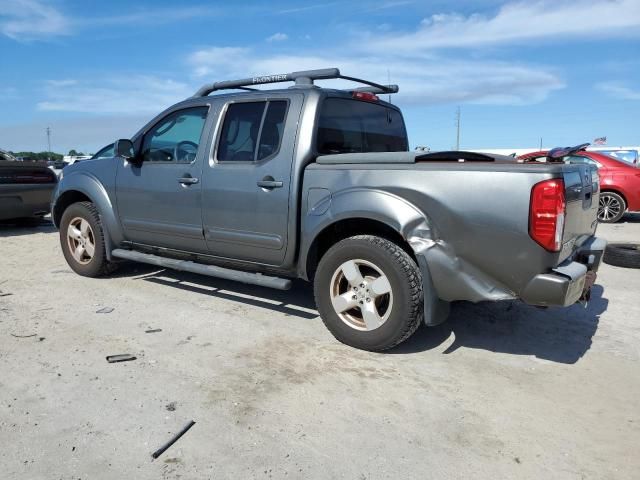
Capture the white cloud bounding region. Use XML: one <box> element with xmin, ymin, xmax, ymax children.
<box><xmin>266</xmin><ymin>32</ymin><xmax>288</xmax><ymax>42</ymax></box>
<box><xmin>363</xmin><ymin>0</ymin><xmax>640</xmax><ymax>53</ymax></box>
<box><xmin>37</xmin><ymin>76</ymin><xmax>193</xmax><ymax>114</ymax></box>
<box><xmin>0</xmin><ymin>2</ymin><xmax>222</xmax><ymax>41</ymax></box>
<box><xmin>84</xmin><ymin>6</ymin><xmax>221</xmax><ymax>28</ymax></box>
<box><xmin>189</xmin><ymin>47</ymin><xmax>251</xmax><ymax>78</ymax></box>
<box><xmin>0</xmin><ymin>0</ymin><xmax>70</xmax><ymax>40</ymax></box>
<box><xmin>187</xmin><ymin>47</ymin><xmax>564</xmax><ymax>106</ymax></box>
<box><xmin>596</xmin><ymin>82</ymin><xmax>640</xmax><ymax>101</ymax></box>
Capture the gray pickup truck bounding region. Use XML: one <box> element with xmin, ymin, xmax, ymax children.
<box><xmin>51</xmin><ymin>68</ymin><xmax>606</xmax><ymax>351</ymax></box>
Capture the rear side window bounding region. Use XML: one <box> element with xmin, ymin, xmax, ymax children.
<box><xmin>218</xmin><ymin>100</ymin><xmax>288</xmax><ymax>162</ymax></box>
<box><xmin>316</xmin><ymin>98</ymin><xmax>408</xmax><ymax>154</ymax></box>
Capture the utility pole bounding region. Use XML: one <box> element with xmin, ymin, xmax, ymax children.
<box><xmin>46</xmin><ymin>127</ymin><xmax>52</xmax><ymax>159</ymax></box>
<box><xmin>387</xmin><ymin>69</ymin><xmax>391</xmax><ymax>104</ymax></box>
<box><xmin>455</xmin><ymin>106</ymin><xmax>461</xmax><ymax>150</ymax></box>
<box><xmin>539</xmin><ymin>137</ymin><xmax>543</xmax><ymax>150</ymax></box>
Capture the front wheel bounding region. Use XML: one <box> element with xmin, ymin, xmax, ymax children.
<box><xmin>598</xmin><ymin>192</ymin><xmax>626</xmax><ymax>223</ymax></box>
<box><xmin>59</xmin><ymin>201</ymin><xmax>115</xmax><ymax>277</ymax></box>
<box><xmin>314</xmin><ymin>235</ymin><xmax>423</xmax><ymax>351</ymax></box>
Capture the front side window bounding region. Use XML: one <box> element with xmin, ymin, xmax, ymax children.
<box><xmin>218</xmin><ymin>100</ymin><xmax>288</xmax><ymax>162</ymax></box>
<box><xmin>316</xmin><ymin>98</ymin><xmax>408</xmax><ymax>154</ymax></box>
<box><xmin>141</xmin><ymin>106</ymin><xmax>209</xmax><ymax>163</ymax></box>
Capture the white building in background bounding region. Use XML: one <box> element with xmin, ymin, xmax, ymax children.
<box><xmin>63</xmin><ymin>155</ymin><xmax>92</xmax><ymax>164</ymax></box>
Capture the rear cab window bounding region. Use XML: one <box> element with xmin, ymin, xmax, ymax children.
<box><xmin>316</xmin><ymin>97</ymin><xmax>408</xmax><ymax>154</ymax></box>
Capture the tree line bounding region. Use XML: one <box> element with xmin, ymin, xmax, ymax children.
<box><xmin>7</xmin><ymin>149</ymin><xmax>89</xmax><ymax>162</ymax></box>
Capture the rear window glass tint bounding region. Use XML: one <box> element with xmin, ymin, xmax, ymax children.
<box><xmin>258</xmin><ymin>101</ymin><xmax>287</xmax><ymax>161</ymax></box>
<box><xmin>218</xmin><ymin>102</ymin><xmax>266</xmax><ymax>162</ymax></box>
<box><xmin>316</xmin><ymin>98</ymin><xmax>408</xmax><ymax>154</ymax></box>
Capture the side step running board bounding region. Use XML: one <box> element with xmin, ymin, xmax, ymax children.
<box><xmin>111</xmin><ymin>249</ymin><xmax>292</xmax><ymax>290</ymax></box>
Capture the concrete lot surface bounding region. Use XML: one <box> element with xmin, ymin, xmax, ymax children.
<box><xmin>1</xmin><ymin>215</ymin><xmax>639</xmax><ymax>479</ymax></box>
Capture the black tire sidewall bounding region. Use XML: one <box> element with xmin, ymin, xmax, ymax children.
<box><xmin>603</xmin><ymin>243</ymin><xmax>640</xmax><ymax>269</ymax></box>
<box><xmin>314</xmin><ymin>236</ymin><xmax>422</xmax><ymax>351</ymax></box>
<box><xmin>59</xmin><ymin>202</ymin><xmax>108</xmax><ymax>277</ymax></box>
<box><xmin>599</xmin><ymin>192</ymin><xmax>626</xmax><ymax>223</ymax></box>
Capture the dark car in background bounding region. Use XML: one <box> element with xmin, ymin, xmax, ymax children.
<box><xmin>520</xmin><ymin>148</ymin><xmax>640</xmax><ymax>223</ymax></box>
<box><xmin>0</xmin><ymin>160</ymin><xmax>58</xmax><ymax>221</ymax></box>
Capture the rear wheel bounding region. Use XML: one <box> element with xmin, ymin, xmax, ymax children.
<box><xmin>598</xmin><ymin>192</ymin><xmax>626</xmax><ymax>223</ymax></box>
<box><xmin>59</xmin><ymin>201</ymin><xmax>115</xmax><ymax>277</ymax></box>
<box><xmin>314</xmin><ymin>235</ymin><xmax>423</xmax><ymax>351</ymax></box>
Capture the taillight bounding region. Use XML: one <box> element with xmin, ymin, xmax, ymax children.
<box><xmin>529</xmin><ymin>179</ymin><xmax>565</xmax><ymax>252</ymax></box>
<box><xmin>352</xmin><ymin>91</ymin><xmax>379</xmax><ymax>102</ymax></box>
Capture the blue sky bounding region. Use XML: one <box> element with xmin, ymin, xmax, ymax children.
<box><xmin>0</xmin><ymin>0</ymin><xmax>639</xmax><ymax>154</ymax></box>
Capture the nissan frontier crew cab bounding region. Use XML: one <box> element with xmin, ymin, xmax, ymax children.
<box><xmin>51</xmin><ymin>68</ymin><xmax>606</xmax><ymax>351</ymax></box>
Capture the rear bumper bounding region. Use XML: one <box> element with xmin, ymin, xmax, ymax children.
<box><xmin>520</xmin><ymin>237</ymin><xmax>606</xmax><ymax>307</ymax></box>
<box><xmin>0</xmin><ymin>184</ymin><xmax>54</xmax><ymax>220</ymax></box>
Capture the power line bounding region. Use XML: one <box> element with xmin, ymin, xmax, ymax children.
<box><xmin>46</xmin><ymin>126</ymin><xmax>52</xmax><ymax>158</ymax></box>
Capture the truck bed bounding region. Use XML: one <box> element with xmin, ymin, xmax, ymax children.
<box><xmin>303</xmin><ymin>158</ymin><xmax>599</xmax><ymax>303</ymax></box>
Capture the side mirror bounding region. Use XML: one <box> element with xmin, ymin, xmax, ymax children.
<box><xmin>114</xmin><ymin>139</ymin><xmax>137</xmax><ymax>162</ymax></box>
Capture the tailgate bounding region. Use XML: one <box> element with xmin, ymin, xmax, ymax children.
<box><xmin>562</xmin><ymin>163</ymin><xmax>599</xmax><ymax>254</ymax></box>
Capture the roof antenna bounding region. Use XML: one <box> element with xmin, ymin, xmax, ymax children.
<box><xmin>387</xmin><ymin>69</ymin><xmax>392</xmax><ymax>104</ymax></box>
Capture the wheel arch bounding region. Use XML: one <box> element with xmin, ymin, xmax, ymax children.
<box><xmin>52</xmin><ymin>173</ymin><xmax>124</xmax><ymax>248</ymax></box>
<box><xmin>600</xmin><ymin>188</ymin><xmax>628</xmax><ymax>207</ymax></box>
<box><xmin>299</xmin><ymin>189</ymin><xmax>433</xmax><ymax>281</ymax></box>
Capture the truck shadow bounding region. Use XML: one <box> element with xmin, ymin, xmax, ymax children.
<box><xmin>134</xmin><ymin>268</ymin><xmax>319</xmax><ymax>320</ymax></box>
<box><xmin>391</xmin><ymin>285</ymin><xmax>608</xmax><ymax>364</ymax></box>
<box><xmin>130</xmin><ymin>265</ymin><xmax>606</xmax><ymax>364</ymax></box>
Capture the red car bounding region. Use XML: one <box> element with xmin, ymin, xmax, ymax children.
<box><xmin>519</xmin><ymin>148</ymin><xmax>640</xmax><ymax>223</ymax></box>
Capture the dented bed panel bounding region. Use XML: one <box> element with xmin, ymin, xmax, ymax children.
<box><xmin>301</xmin><ymin>163</ymin><xmax>579</xmax><ymax>307</ymax></box>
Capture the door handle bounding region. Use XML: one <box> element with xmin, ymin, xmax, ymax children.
<box><xmin>179</xmin><ymin>176</ymin><xmax>199</xmax><ymax>185</ymax></box>
<box><xmin>257</xmin><ymin>177</ymin><xmax>283</xmax><ymax>189</ymax></box>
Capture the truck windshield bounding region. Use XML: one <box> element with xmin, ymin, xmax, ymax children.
<box><xmin>316</xmin><ymin>98</ymin><xmax>408</xmax><ymax>154</ymax></box>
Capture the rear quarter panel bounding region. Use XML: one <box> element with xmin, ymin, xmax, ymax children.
<box><xmin>302</xmin><ymin>162</ymin><xmax>589</xmax><ymax>302</ymax></box>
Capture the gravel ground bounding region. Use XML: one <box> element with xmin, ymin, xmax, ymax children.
<box><xmin>1</xmin><ymin>215</ymin><xmax>639</xmax><ymax>479</ymax></box>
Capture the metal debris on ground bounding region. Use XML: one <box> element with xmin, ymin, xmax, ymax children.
<box><xmin>96</xmin><ymin>307</ymin><xmax>114</xmax><ymax>314</ymax></box>
<box><xmin>0</xmin><ymin>292</ymin><xmax>13</xmax><ymax>297</ymax></box>
<box><xmin>106</xmin><ymin>354</ymin><xmax>137</xmax><ymax>363</ymax></box>
<box><xmin>145</xmin><ymin>328</ymin><xmax>162</xmax><ymax>333</ymax></box>
<box><xmin>151</xmin><ymin>420</ymin><xmax>196</xmax><ymax>459</ymax></box>
<box><xmin>10</xmin><ymin>333</ymin><xmax>37</xmax><ymax>338</ymax></box>
<box><xmin>165</xmin><ymin>401</ymin><xmax>177</xmax><ymax>411</ymax></box>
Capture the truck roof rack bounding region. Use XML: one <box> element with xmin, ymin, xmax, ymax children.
<box><xmin>192</xmin><ymin>67</ymin><xmax>399</xmax><ymax>97</ymax></box>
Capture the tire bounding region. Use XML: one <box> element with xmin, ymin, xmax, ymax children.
<box><xmin>313</xmin><ymin>235</ymin><xmax>423</xmax><ymax>351</ymax></box>
<box><xmin>603</xmin><ymin>243</ymin><xmax>640</xmax><ymax>269</ymax></box>
<box><xmin>59</xmin><ymin>201</ymin><xmax>116</xmax><ymax>277</ymax></box>
<box><xmin>598</xmin><ymin>191</ymin><xmax>626</xmax><ymax>223</ymax></box>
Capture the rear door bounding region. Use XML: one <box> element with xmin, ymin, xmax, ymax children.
<box><xmin>201</xmin><ymin>94</ymin><xmax>302</xmax><ymax>266</ymax></box>
<box><xmin>116</xmin><ymin>106</ymin><xmax>210</xmax><ymax>253</ymax></box>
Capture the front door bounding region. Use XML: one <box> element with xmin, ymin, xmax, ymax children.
<box><xmin>201</xmin><ymin>95</ymin><xmax>302</xmax><ymax>266</ymax></box>
<box><xmin>116</xmin><ymin>106</ymin><xmax>210</xmax><ymax>253</ymax></box>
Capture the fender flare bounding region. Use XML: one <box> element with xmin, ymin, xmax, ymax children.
<box><xmin>299</xmin><ymin>187</ymin><xmax>435</xmax><ymax>277</ymax></box>
<box><xmin>53</xmin><ymin>172</ymin><xmax>124</xmax><ymax>250</ymax></box>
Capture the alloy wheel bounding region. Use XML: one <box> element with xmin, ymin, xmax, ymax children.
<box><xmin>329</xmin><ymin>259</ymin><xmax>393</xmax><ymax>331</ymax></box>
